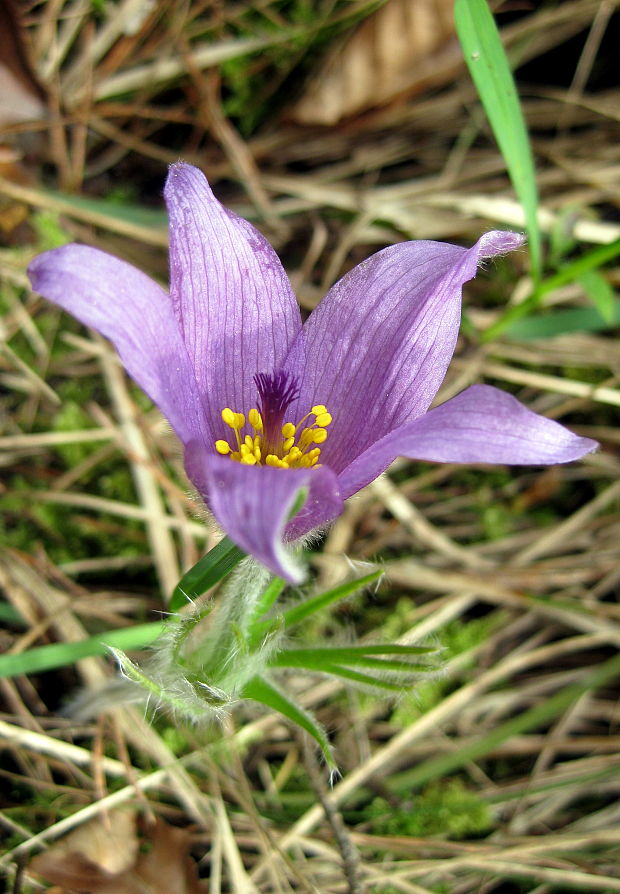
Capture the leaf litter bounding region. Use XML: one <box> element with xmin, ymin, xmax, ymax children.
<box><xmin>31</xmin><ymin>811</ymin><xmax>207</xmax><ymax>894</ymax></box>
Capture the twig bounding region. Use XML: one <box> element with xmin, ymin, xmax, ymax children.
<box><xmin>297</xmin><ymin>729</ymin><xmax>366</xmax><ymax>894</ymax></box>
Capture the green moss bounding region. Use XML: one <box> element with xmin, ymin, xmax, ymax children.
<box><xmin>52</xmin><ymin>400</ymin><xmax>96</xmax><ymax>465</ymax></box>
<box><xmin>369</xmin><ymin>779</ymin><xmax>492</xmax><ymax>839</ymax></box>
<box><xmin>31</xmin><ymin>211</ymin><xmax>73</xmax><ymax>250</ymax></box>
<box><xmin>480</xmin><ymin>503</ymin><xmax>514</xmax><ymax>541</ymax></box>
<box><xmin>159</xmin><ymin>724</ymin><xmax>191</xmax><ymax>756</ymax></box>
<box><xmin>391</xmin><ymin>615</ymin><xmax>500</xmax><ymax>726</ymax></box>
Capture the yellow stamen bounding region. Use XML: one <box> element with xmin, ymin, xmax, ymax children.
<box><xmin>222</xmin><ymin>408</ymin><xmax>245</xmax><ymax>451</ymax></box>
<box><xmin>249</xmin><ymin>408</ymin><xmax>263</xmax><ymax>431</ymax></box>
<box><xmin>215</xmin><ymin>397</ymin><xmax>332</xmax><ymax>470</ymax></box>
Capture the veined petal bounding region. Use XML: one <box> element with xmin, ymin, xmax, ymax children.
<box><xmin>165</xmin><ymin>164</ymin><xmax>302</xmax><ymax>423</ymax></box>
<box><xmin>198</xmin><ymin>457</ymin><xmax>343</xmax><ymax>582</ymax></box>
<box><xmin>338</xmin><ymin>384</ymin><xmax>598</xmax><ymax>498</ymax></box>
<box><xmin>28</xmin><ymin>245</ymin><xmax>209</xmax><ymax>448</ymax></box>
<box><xmin>293</xmin><ymin>231</ymin><xmax>525</xmax><ymax>473</ymax></box>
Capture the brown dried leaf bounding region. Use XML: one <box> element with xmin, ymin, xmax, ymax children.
<box><xmin>290</xmin><ymin>0</ymin><xmax>459</xmax><ymax>125</ymax></box>
<box><xmin>0</xmin><ymin>0</ymin><xmax>46</xmax><ymax>126</ymax></box>
<box><xmin>30</xmin><ymin>813</ymin><xmax>207</xmax><ymax>894</ymax></box>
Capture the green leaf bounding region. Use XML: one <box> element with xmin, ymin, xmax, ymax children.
<box><xmin>270</xmin><ymin>644</ymin><xmax>434</xmax><ymax>672</ymax></box>
<box><xmin>246</xmin><ymin>577</ymin><xmax>287</xmax><ymax>650</ymax></box>
<box><xmin>318</xmin><ymin>664</ymin><xmax>405</xmax><ymax>691</ymax></box>
<box><xmin>455</xmin><ymin>0</ymin><xmax>541</xmax><ymax>280</ymax></box>
<box><xmin>578</xmin><ymin>269</ymin><xmax>616</xmax><ymax>323</ymax></box>
<box><xmin>280</xmin><ymin>569</ymin><xmax>383</xmax><ymax>629</ymax></box>
<box><xmin>243</xmin><ymin>674</ymin><xmax>336</xmax><ymax>770</ymax></box>
<box><xmin>287</xmin><ymin>485</ymin><xmax>309</xmax><ymax>521</ymax></box>
<box><xmin>169</xmin><ymin>537</ymin><xmax>246</xmax><ymax>611</ymax></box>
<box><xmin>0</xmin><ymin>622</ymin><xmax>165</xmax><ymax>679</ymax></box>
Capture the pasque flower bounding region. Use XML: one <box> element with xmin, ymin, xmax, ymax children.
<box><xmin>29</xmin><ymin>164</ymin><xmax>596</xmax><ymax>582</ymax></box>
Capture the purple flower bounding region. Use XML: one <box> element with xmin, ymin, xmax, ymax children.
<box><xmin>28</xmin><ymin>164</ymin><xmax>597</xmax><ymax>582</ymax></box>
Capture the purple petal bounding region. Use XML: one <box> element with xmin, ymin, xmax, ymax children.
<box><xmin>291</xmin><ymin>231</ymin><xmax>525</xmax><ymax>474</ymax></box>
<box><xmin>165</xmin><ymin>164</ymin><xmax>302</xmax><ymax>424</ymax></box>
<box><xmin>28</xmin><ymin>245</ymin><xmax>210</xmax><ymax>448</ymax></box>
<box><xmin>197</xmin><ymin>456</ymin><xmax>343</xmax><ymax>582</ymax></box>
<box><xmin>338</xmin><ymin>384</ymin><xmax>598</xmax><ymax>498</ymax></box>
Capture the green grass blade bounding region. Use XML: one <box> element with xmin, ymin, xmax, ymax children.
<box><xmin>578</xmin><ymin>269</ymin><xmax>616</xmax><ymax>322</ymax></box>
<box><xmin>280</xmin><ymin>569</ymin><xmax>383</xmax><ymax>629</ymax></box>
<box><xmin>169</xmin><ymin>537</ymin><xmax>246</xmax><ymax>611</ymax></box>
<box><xmin>0</xmin><ymin>622</ymin><xmax>165</xmax><ymax>679</ymax></box>
<box><xmin>243</xmin><ymin>675</ymin><xmax>336</xmax><ymax>770</ymax></box>
<box><xmin>0</xmin><ymin>602</ymin><xmax>26</xmax><ymax>626</ymax></box>
<box><xmin>455</xmin><ymin>0</ymin><xmax>542</xmax><ymax>280</ymax></box>
<box><xmin>389</xmin><ymin>649</ymin><xmax>620</xmax><ymax>793</ymax></box>
<box><xmin>502</xmin><ymin>299</ymin><xmax>620</xmax><ymax>340</ymax></box>
<box><xmin>482</xmin><ymin>236</ymin><xmax>620</xmax><ymax>341</ymax></box>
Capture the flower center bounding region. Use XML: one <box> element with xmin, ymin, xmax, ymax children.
<box><xmin>214</xmin><ymin>369</ymin><xmax>332</xmax><ymax>469</ymax></box>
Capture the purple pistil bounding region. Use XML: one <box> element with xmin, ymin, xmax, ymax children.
<box><xmin>254</xmin><ymin>369</ymin><xmax>300</xmax><ymax>455</ymax></box>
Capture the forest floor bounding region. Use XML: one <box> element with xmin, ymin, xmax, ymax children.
<box><xmin>1</xmin><ymin>2</ymin><xmax>619</xmax><ymax>892</ymax></box>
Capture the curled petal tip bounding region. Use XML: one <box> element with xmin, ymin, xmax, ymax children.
<box><xmin>477</xmin><ymin>230</ymin><xmax>526</xmax><ymax>257</ymax></box>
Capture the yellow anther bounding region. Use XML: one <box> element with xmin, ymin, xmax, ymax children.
<box><xmin>216</xmin><ymin>399</ymin><xmax>332</xmax><ymax>470</ymax></box>
<box><xmin>248</xmin><ymin>408</ymin><xmax>263</xmax><ymax>431</ymax></box>
<box><xmin>222</xmin><ymin>408</ymin><xmax>245</xmax><ymax>430</ymax></box>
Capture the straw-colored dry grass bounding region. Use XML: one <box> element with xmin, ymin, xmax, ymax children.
<box><xmin>1</xmin><ymin>1</ymin><xmax>619</xmax><ymax>892</ymax></box>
